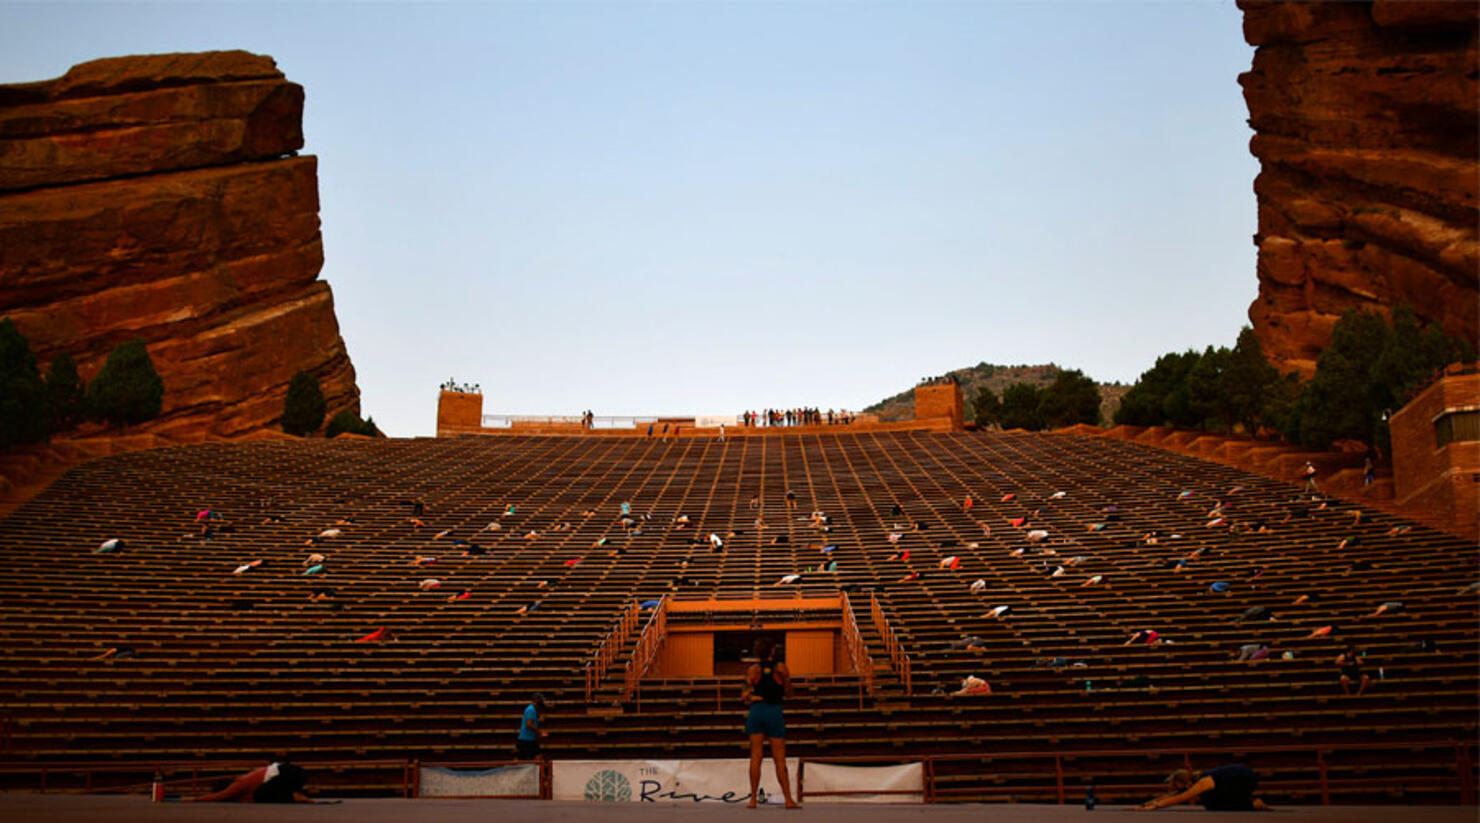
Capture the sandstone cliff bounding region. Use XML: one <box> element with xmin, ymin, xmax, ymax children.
<box><xmin>0</xmin><ymin>51</ymin><xmax>358</xmax><ymax>438</ymax></box>
<box><xmin>1239</xmin><ymin>1</ymin><xmax>1478</xmax><ymax>376</ymax></box>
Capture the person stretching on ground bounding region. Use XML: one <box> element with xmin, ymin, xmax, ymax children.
<box><xmin>91</xmin><ymin>646</ymin><xmax>136</xmax><ymax>661</ymax></box>
<box><xmin>1364</xmin><ymin>601</ymin><xmax>1404</xmax><ymax>619</ymax></box>
<box><xmin>1232</xmin><ymin>643</ymin><xmax>1270</xmax><ymax>662</ymax></box>
<box><xmin>189</xmin><ymin>761</ymin><xmax>316</xmax><ymax>803</ymax></box>
<box><xmin>743</xmin><ymin>637</ymin><xmax>799</xmax><ymax>808</ymax></box>
<box><xmin>952</xmin><ymin>675</ymin><xmax>992</xmax><ymax>695</ymax></box>
<box><xmin>1133</xmin><ymin>764</ymin><xmax>1267</xmax><ymax>811</ymax></box>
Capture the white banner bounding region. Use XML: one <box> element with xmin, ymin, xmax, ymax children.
<box><xmin>801</xmin><ymin>761</ymin><xmax>925</xmax><ymax>804</ymax></box>
<box><xmin>694</xmin><ymin>415</ymin><xmax>739</xmax><ymax>429</ymax></box>
<box><xmin>552</xmin><ymin>759</ymin><xmax>797</xmax><ymax>805</ymax></box>
<box><xmin>418</xmin><ymin>763</ymin><xmax>540</xmax><ymax>797</ymax></box>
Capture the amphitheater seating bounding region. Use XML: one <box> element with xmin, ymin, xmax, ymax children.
<box><xmin>0</xmin><ymin>431</ymin><xmax>1474</xmax><ymax>802</ymax></box>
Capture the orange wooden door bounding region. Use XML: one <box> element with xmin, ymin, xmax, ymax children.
<box><xmin>655</xmin><ymin>631</ymin><xmax>714</xmax><ymax>676</ymax></box>
<box><xmin>785</xmin><ymin>629</ymin><xmax>835</xmax><ymax>675</ymax></box>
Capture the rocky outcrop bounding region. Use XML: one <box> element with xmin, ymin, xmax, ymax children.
<box><xmin>0</xmin><ymin>52</ymin><xmax>358</xmax><ymax>438</ymax></box>
<box><xmin>1239</xmin><ymin>1</ymin><xmax>1478</xmax><ymax>375</ymax></box>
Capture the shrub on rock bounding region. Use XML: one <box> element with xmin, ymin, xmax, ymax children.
<box><xmin>44</xmin><ymin>353</ymin><xmax>86</xmax><ymax>433</ymax></box>
<box><xmin>86</xmin><ymin>338</ymin><xmax>164</xmax><ymax>426</ymax></box>
<box><xmin>282</xmin><ymin>370</ymin><xmax>327</xmax><ymax>436</ymax></box>
<box><xmin>326</xmin><ymin>409</ymin><xmax>381</xmax><ymax>438</ymax></box>
<box><xmin>0</xmin><ymin>318</ymin><xmax>48</xmax><ymax>447</ymax></box>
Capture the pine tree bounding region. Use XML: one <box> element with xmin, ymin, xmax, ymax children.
<box><xmin>1040</xmin><ymin>369</ymin><xmax>1101</xmax><ymax>428</ymax></box>
<box><xmin>999</xmin><ymin>383</ymin><xmax>1046</xmax><ymax>431</ymax></box>
<box><xmin>972</xmin><ymin>387</ymin><xmax>1002</xmax><ymax>427</ymax></box>
<box><xmin>0</xmin><ymin>318</ymin><xmax>48</xmax><ymax>447</ymax></box>
<box><xmin>282</xmin><ymin>370</ymin><xmax>327</xmax><ymax>436</ymax></box>
<box><xmin>44</xmin><ymin>352</ymin><xmax>85</xmax><ymax>433</ymax></box>
<box><xmin>86</xmin><ymin>338</ymin><xmax>165</xmax><ymax>425</ymax></box>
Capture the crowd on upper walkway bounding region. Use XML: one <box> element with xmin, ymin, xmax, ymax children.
<box><xmin>742</xmin><ymin>408</ymin><xmax>856</xmax><ymax>427</ymax></box>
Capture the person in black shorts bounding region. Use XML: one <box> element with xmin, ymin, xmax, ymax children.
<box><xmin>1337</xmin><ymin>647</ymin><xmax>1371</xmax><ymax>696</ymax></box>
<box><xmin>742</xmin><ymin>637</ymin><xmax>798</xmax><ymax>808</ymax></box>
<box><xmin>516</xmin><ymin>694</ymin><xmax>546</xmax><ymax>759</ymax></box>
<box><xmin>1135</xmin><ymin>763</ymin><xmax>1268</xmax><ymax>811</ymax></box>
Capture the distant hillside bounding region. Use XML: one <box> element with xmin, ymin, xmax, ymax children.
<box><xmin>864</xmin><ymin>362</ymin><xmax>1127</xmax><ymax>426</ymax></box>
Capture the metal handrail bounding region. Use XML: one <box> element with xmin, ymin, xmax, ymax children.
<box><xmin>585</xmin><ymin>600</ymin><xmax>642</xmax><ymax>702</ymax></box>
<box><xmin>482</xmin><ymin>415</ymin><xmax>660</xmax><ymax>429</ymax></box>
<box><xmin>924</xmin><ymin>740</ymin><xmax>1474</xmax><ymax>806</ymax></box>
<box><xmin>869</xmin><ymin>593</ymin><xmax>911</xmax><ymax>695</ymax></box>
<box><xmin>840</xmin><ymin>592</ymin><xmax>875</xmax><ymax>698</ymax></box>
<box><xmin>0</xmin><ymin>758</ymin><xmax>413</xmax><ymax>797</ymax></box>
<box><xmin>622</xmin><ymin>595</ymin><xmax>670</xmax><ymax>700</ymax></box>
<box><xmin>0</xmin><ymin>740</ymin><xmax>1469</xmax><ymax>805</ymax></box>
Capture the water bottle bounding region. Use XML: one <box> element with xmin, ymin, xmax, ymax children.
<box><xmin>151</xmin><ymin>769</ymin><xmax>164</xmax><ymax>803</ymax></box>
<box><xmin>1085</xmin><ymin>782</ymin><xmax>1097</xmax><ymax>810</ymax></box>
<box><xmin>1084</xmin><ymin>680</ymin><xmax>1092</xmax><ymax>693</ymax></box>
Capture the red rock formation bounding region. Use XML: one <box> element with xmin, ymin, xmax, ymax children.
<box><xmin>1239</xmin><ymin>1</ymin><xmax>1478</xmax><ymax>376</ymax></box>
<box><xmin>0</xmin><ymin>51</ymin><xmax>358</xmax><ymax>438</ymax></box>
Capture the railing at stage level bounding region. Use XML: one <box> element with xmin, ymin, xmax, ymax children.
<box><xmin>482</xmin><ymin>415</ymin><xmax>661</xmax><ymax>430</ymax></box>
<box><xmin>918</xmin><ymin>740</ymin><xmax>1478</xmax><ymax>807</ymax></box>
<box><xmin>0</xmin><ymin>758</ymin><xmax>414</xmax><ymax>798</ymax></box>
<box><xmin>3</xmin><ymin>739</ymin><xmax>1472</xmax><ymax>805</ymax></box>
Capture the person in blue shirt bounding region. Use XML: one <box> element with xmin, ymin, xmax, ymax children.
<box><xmin>516</xmin><ymin>694</ymin><xmax>546</xmax><ymax>760</ymax></box>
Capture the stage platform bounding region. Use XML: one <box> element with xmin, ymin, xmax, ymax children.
<box><xmin>1</xmin><ymin>795</ymin><xmax>1475</xmax><ymax>823</ymax></box>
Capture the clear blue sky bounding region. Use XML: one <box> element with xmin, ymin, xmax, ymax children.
<box><xmin>2</xmin><ymin>1</ymin><xmax>1258</xmax><ymax>437</ymax></box>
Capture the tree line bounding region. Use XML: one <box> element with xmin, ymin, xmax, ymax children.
<box><xmin>1112</xmin><ymin>306</ymin><xmax>1472</xmax><ymax>450</ymax></box>
<box><xmin>0</xmin><ymin>317</ymin><xmax>378</xmax><ymax>447</ymax></box>
<box><xmin>0</xmin><ymin>318</ymin><xmax>164</xmax><ymax>448</ymax></box>
<box><xmin>971</xmin><ymin>368</ymin><xmax>1102</xmax><ymax>431</ymax></box>
<box><xmin>965</xmin><ymin>305</ymin><xmax>1471</xmax><ymax>450</ymax></box>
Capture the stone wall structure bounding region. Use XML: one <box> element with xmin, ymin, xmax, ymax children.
<box><xmin>913</xmin><ymin>383</ymin><xmax>964</xmax><ymax>430</ymax></box>
<box><xmin>436</xmin><ymin>391</ymin><xmax>485</xmax><ymax>437</ymax></box>
<box><xmin>1388</xmin><ymin>367</ymin><xmax>1480</xmax><ymax>541</ymax></box>
<box><xmin>1238</xmin><ymin>0</ymin><xmax>1478</xmax><ymax>375</ymax></box>
<box><xmin>0</xmin><ymin>51</ymin><xmax>358</xmax><ymax>438</ymax></box>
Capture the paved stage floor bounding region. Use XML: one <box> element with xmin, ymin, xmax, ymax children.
<box><xmin>1</xmin><ymin>795</ymin><xmax>1474</xmax><ymax>823</ymax></box>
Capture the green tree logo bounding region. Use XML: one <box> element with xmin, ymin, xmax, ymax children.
<box><xmin>583</xmin><ymin>769</ymin><xmax>632</xmax><ymax>802</ymax></box>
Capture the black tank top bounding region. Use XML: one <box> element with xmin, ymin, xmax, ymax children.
<box><xmin>755</xmin><ymin>663</ymin><xmax>785</xmax><ymax>704</ymax></box>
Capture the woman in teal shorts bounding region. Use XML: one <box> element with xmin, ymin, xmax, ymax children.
<box><xmin>743</xmin><ymin>637</ymin><xmax>799</xmax><ymax>808</ymax></box>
